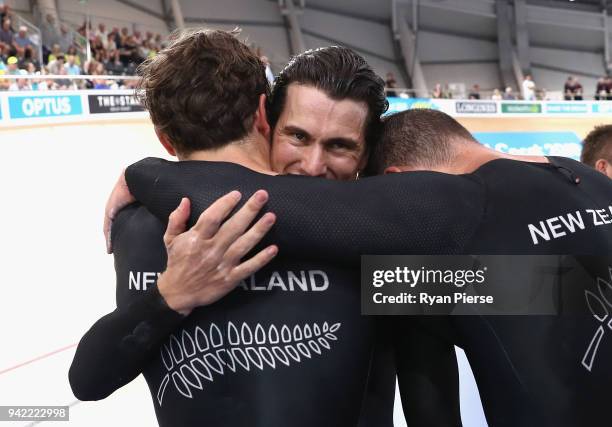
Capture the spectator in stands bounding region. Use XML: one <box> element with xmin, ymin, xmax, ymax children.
<box><xmin>14</xmin><ymin>45</ymin><xmax>26</xmax><ymax>68</ymax></box>
<box><xmin>118</xmin><ymin>27</ymin><xmax>129</xmax><ymax>47</ymax></box>
<box><xmin>28</xmin><ymin>63</ymin><xmax>48</xmax><ymax>91</ymax></box>
<box><xmin>384</xmin><ymin>71</ymin><xmax>398</xmax><ymax>97</ymax></box>
<box><xmin>66</xmin><ymin>45</ymin><xmax>81</xmax><ymax>66</ymax></box>
<box><xmin>260</xmin><ymin>55</ymin><xmax>274</xmax><ymax>85</ymax></box>
<box><xmin>502</xmin><ymin>86</ymin><xmax>516</xmax><ymax>100</ymax></box>
<box><xmin>0</xmin><ymin>18</ymin><xmax>14</xmax><ymax>51</ymax></box>
<box><xmin>431</xmin><ymin>83</ymin><xmax>446</xmax><ymax>98</ymax></box>
<box><xmin>64</xmin><ymin>54</ymin><xmax>81</xmax><ymax>75</ymax></box>
<box><xmin>6</xmin><ymin>56</ymin><xmax>19</xmax><ymax>74</ymax></box>
<box><xmin>106</xmin><ymin>32</ymin><xmax>117</xmax><ymax>52</ymax></box>
<box><xmin>521</xmin><ymin>74</ymin><xmax>535</xmax><ymax>100</ymax></box>
<box><xmin>119</xmin><ymin>35</ymin><xmax>142</xmax><ymax>66</ymax></box>
<box><xmin>76</xmin><ymin>20</ymin><xmax>91</xmax><ymax>38</ymax></box>
<box><xmin>58</xmin><ymin>24</ymin><xmax>73</xmax><ymax>53</ymax></box>
<box><xmin>0</xmin><ymin>4</ymin><xmax>12</xmax><ymax>26</ymax></box>
<box><xmin>0</xmin><ymin>69</ymin><xmax>9</xmax><ymax>90</ymax></box>
<box><xmin>47</xmin><ymin>53</ymin><xmax>65</xmax><ymax>74</ymax></box>
<box><xmin>41</xmin><ymin>14</ymin><xmax>58</xmax><ymax>53</ymax></box>
<box><xmin>468</xmin><ymin>84</ymin><xmax>481</xmax><ymax>99</ymax></box>
<box><xmin>8</xmin><ymin>69</ymin><xmax>31</xmax><ymax>91</ymax></box>
<box><xmin>140</xmin><ymin>39</ymin><xmax>156</xmax><ymax>60</ymax></box>
<box><xmin>133</xmin><ymin>29</ymin><xmax>142</xmax><ymax>45</ymax></box>
<box><xmin>23</xmin><ymin>45</ymin><xmax>40</xmax><ymax>70</ymax></box>
<box><xmin>596</xmin><ymin>75</ymin><xmax>612</xmax><ymax>101</ymax></box>
<box><xmin>595</xmin><ymin>77</ymin><xmax>607</xmax><ymax>100</ymax></box>
<box><xmin>94</xmin><ymin>23</ymin><xmax>108</xmax><ymax>44</ymax></box>
<box><xmin>491</xmin><ymin>88</ymin><xmax>502</xmax><ymax>100</ymax></box>
<box><xmin>84</xmin><ymin>59</ymin><xmax>99</xmax><ymax>88</ymax></box>
<box><xmin>564</xmin><ymin>76</ymin><xmax>583</xmax><ymax>101</ymax></box>
<box><xmin>91</xmin><ymin>34</ymin><xmax>104</xmax><ymax>53</ymax></box>
<box><xmin>581</xmin><ymin>124</ymin><xmax>612</xmax><ymax>179</ymax></box>
<box><xmin>54</xmin><ymin>65</ymin><xmax>73</xmax><ymax>89</ymax></box>
<box><xmin>13</xmin><ymin>26</ymin><xmax>32</xmax><ymax>49</ymax></box>
<box><xmin>92</xmin><ymin>62</ymin><xmax>110</xmax><ymax>89</ymax></box>
<box><xmin>47</xmin><ymin>43</ymin><xmax>63</xmax><ymax>63</ymax></box>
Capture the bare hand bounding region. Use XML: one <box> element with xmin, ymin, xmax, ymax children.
<box><xmin>104</xmin><ymin>169</ymin><xmax>136</xmax><ymax>254</ymax></box>
<box><xmin>157</xmin><ymin>190</ymin><xmax>278</xmax><ymax>316</ymax></box>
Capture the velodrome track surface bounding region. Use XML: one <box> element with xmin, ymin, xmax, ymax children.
<box><xmin>0</xmin><ymin>118</ymin><xmax>492</xmax><ymax>426</ymax></box>
<box><xmin>0</xmin><ymin>119</ymin><xmax>166</xmax><ymax>426</ymax></box>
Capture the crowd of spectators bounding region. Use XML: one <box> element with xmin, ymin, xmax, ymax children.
<box><xmin>408</xmin><ymin>74</ymin><xmax>612</xmax><ymax>101</ymax></box>
<box><xmin>427</xmin><ymin>83</ymin><xmax>518</xmax><ymax>100</ymax></box>
<box><xmin>2</xmin><ymin>3</ymin><xmax>612</xmax><ymax>100</ymax></box>
<box><xmin>0</xmin><ymin>4</ymin><xmax>168</xmax><ymax>91</ymax></box>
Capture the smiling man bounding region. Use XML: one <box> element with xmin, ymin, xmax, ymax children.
<box><xmin>267</xmin><ymin>56</ymin><xmax>379</xmax><ymax>179</ymax></box>
<box><xmin>71</xmin><ymin>31</ymin><xmax>456</xmax><ymax>427</ymax></box>
<box><xmin>125</xmin><ymin>109</ymin><xmax>612</xmax><ymax>427</ymax></box>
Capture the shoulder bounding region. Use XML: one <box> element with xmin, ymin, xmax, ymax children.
<box><xmin>112</xmin><ymin>203</ymin><xmax>166</xmax><ymax>257</ymax></box>
<box><xmin>112</xmin><ymin>204</ymin><xmax>167</xmax><ymax>303</ymax></box>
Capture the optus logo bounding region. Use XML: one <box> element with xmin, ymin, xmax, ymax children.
<box><xmin>21</xmin><ymin>97</ymin><xmax>71</xmax><ymax>116</ymax></box>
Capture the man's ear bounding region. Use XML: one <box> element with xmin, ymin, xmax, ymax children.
<box><xmin>254</xmin><ymin>93</ymin><xmax>271</xmax><ymax>141</ymax></box>
<box><xmin>384</xmin><ymin>166</ymin><xmax>403</xmax><ymax>175</ymax></box>
<box><xmin>154</xmin><ymin>127</ymin><xmax>177</xmax><ymax>157</ymax></box>
<box><xmin>594</xmin><ymin>159</ymin><xmax>609</xmax><ymax>174</ymax></box>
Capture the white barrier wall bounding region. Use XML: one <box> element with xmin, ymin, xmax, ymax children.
<box><xmin>2</xmin><ymin>90</ymin><xmax>612</xmax><ymax>127</ymax></box>
<box><xmin>0</xmin><ymin>90</ymin><xmax>147</xmax><ymax>127</ymax></box>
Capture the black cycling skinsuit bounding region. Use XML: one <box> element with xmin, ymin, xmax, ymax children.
<box><xmin>122</xmin><ymin>156</ymin><xmax>612</xmax><ymax>427</ymax></box>
<box><xmin>69</xmin><ymin>163</ymin><xmax>463</xmax><ymax>426</ymax></box>
<box><xmin>70</xmin><ymin>205</ymin><xmax>394</xmax><ymax>426</ymax></box>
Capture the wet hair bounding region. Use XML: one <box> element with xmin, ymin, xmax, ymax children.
<box><xmin>267</xmin><ymin>46</ymin><xmax>388</xmax><ymax>150</ymax></box>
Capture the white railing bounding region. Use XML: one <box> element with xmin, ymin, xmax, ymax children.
<box><xmin>0</xmin><ymin>74</ymin><xmax>139</xmax><ymax>80</ymax></box>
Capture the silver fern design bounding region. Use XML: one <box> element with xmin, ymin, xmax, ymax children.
<box><xmin>582</xmin><ymin>267</ymin><xmax>612</xmax><ymax>372</ymax></box>
<box><xmin>156</xmin><ymin>321</ymin><xmax>341</xmax><ymax>406</ymax></box>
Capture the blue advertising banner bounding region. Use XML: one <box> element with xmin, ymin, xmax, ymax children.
<box><xmin>546</xmin><ymin>103</ymin><xmax>589</xmax><ymax>114</ymax></box>
<box><xmin>592</xmin><ymin>103</ymin><xmax>612</xmax><ymax>114</ymax></box>
<box><xmin>386</xmin><ymin>97</ymin><xmax>442</xmax><ymax>115</ymax></box>
<box><xmin>473</xmin><ymin>131</ymin><xmax>582</xmax><ymax>160</ymax></box>
<box><xmin>8</xmin><ymin>94</ymin><xmax>83</xmax><ymax>119</ymax></box>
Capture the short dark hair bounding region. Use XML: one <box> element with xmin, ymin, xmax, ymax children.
<box><xmin>581</xmin><ymin>124</ymin><xmax>612</xmax><ymax>166</ymax></box>
<box><xmin>267</xmin><ymin>46</ymin><xmax>388</xmax><ymax>149</ymax></box>
<box><xmin>366</xmin><ymin>109</ymin><xmax>476</xmax><ymax>175</ymax></box>
<box><xmin>136</xmin><ymin>28</ymin><xmax>269</xmax><ymax>155</ymax></box>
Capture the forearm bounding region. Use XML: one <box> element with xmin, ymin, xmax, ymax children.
<box><xmin>125</xmin><ymin>158</ymin><xmax>483</xmax><ymax>261</ymax></box>
<box><xmin>396</xmin><ymin>319</ymin><xmax>462</xmax><ymax>427</ymax></box>
<box><xmin>68</xmin><ymin>286</ymin><xmax>184</xmax><ymax>400</ymax></box>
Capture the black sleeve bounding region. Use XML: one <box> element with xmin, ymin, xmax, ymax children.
<box><xmin>395</xmin><ymin>318</ymin><xmax>462</xmax><ymax>427</ymax></box>
<box><xmin>68</xmin><ymin>205</ymin><xmax>184</xmax><ymax>401</ymax></box>
<box><xmin>123</xmin><ymin>159</ymin><xmax>468</xmax><ymax>424</ymax></box>
<box><xmin>125</xmin><ymin>158</ymin><xmax>485</xmax><ymax>263</ymax></box>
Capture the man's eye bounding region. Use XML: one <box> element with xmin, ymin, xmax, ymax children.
<box><xmin>329</xmin><ymin>142</ymin><xmax>349</xmax><ymax>150</ymax></box>
<box><xmin>294</xmin><ymin>132</ymin><xmax>306</xmax><ymax>141</ymax></box>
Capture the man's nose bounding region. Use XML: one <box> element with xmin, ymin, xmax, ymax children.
<box><xmin>300</xmin><ymin>145</ymin><xmax>327</xmax><ymax>177</ymax></box>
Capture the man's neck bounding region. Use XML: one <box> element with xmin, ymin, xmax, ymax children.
<box><xmin>180</xmin><ymin>134</ymin><xmax>275</xmax><ymax>175</ymax></box>
<box><xmin>451</xmin><ymin>144</ymin><xmax>548</xmax><ymax>174</ymax></box>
